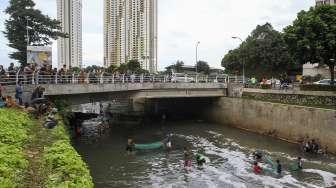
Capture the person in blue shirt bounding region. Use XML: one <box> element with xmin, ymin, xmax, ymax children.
<box><xmin>15</xmin><ymin>82</ymin><xmax>23</xmax><ymax>105</ymax></box>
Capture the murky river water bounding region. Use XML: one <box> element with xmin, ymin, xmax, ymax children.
<box><xmin>73</xmin><ymin>121</ymin><xmax>336</xmax><ymax>188</ymax></box>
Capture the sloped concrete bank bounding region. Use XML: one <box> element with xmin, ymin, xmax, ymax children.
<box><xmin>205</xmin><ymin>97</ymin><xmax>336</xmax><ymax>153</ymax></box>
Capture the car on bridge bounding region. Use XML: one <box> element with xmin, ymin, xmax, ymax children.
<box><xmin>313</xmin><ymin>79</ymin><xmax>332</xmax><ymax>85</ymax></box>
<box><xmin>171</xmin><ymin>73</ymin><xmax>195</xmax><ymax>83</ymax></box>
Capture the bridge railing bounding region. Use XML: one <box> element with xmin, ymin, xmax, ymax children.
<box><xmin>0</xmin><ymin>71</ymin><xmax>241</xmax><ymax>86</ymax></box>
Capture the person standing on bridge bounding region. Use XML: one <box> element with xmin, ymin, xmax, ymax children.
<box><xmin>0</xmin><ymin>83</ymin><xmax>4</xmax><ymax>99</ymax></box>
<box><xmin>0</xmin><ymin>65</ymin><xmax>5</xmax><ymax>83</ymax></box>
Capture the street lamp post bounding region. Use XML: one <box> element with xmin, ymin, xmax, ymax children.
<box><xmin>331</xmin><ymin>58</ymin><xmax>335</xmax><ymax>85</ymax></box>
<box><xmin>26</xmin><ymin>16</ymin><xmax>30</xmax><ymax>46</ymax></box>
<box><xmin>232</xmin><ymin>36</ymin><xmax>245</xmax><ymax>84</ymax></box>
<box><xmin>195</xmin><ymin>41</ymin><xmax>200</xmax><ymax>73</ymax></box>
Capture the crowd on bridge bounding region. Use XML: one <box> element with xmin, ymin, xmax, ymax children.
<box><xmin>1</xmin><ymin>62</ymin><xmax>228</xmax><ymax>87</ymax></box>
<box><xmin>0</xmin><ymin>63</ymin><xmax>168</xmax><ymax>86</ymax></box>
<box><xmin>0</xmin><ymin>63</ymin><xmax>148</xmax><ymax>85</ymax></box>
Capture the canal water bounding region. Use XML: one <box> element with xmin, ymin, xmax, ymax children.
<box><xmin>73</xmin><ymin>121</ymin><xmax>336</xmax><ymax>188</ymax></box>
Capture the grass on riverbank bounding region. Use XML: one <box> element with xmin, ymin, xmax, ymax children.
<box><xmin>0</xmin><ymin>108</ymin><xmax>31</xmax><ymax>187</ymax></box>
<box><xmin>41</xmin><ymin>121</ymin><xmax>93</xmax><ymax>188</ymax></box>
<box><xmin>0</xmin><ymin>108</ymin><xmax>93</xmax><ymax>188</ymax></box>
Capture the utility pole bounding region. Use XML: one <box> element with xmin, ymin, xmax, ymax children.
<box><xmin>232</xmin><ymin>36</ymin><xmax>245</xmax><ymax>84</ymax></box>
<box><xmin>26</xmin><ymin>16</ymin><xmax>30</xmax><ymax>46</ymax></box>
<box><xmin>196</xmin><ymin>41</ymin><xmax>200</xmax><ymax>73</ymax></box>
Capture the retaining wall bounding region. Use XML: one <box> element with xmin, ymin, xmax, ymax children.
<box><xmin>206</xmin><ymin>97</ymin><xmax>336</xmax><ymax>153</ymax></box>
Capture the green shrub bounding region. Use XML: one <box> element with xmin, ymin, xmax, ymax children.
<box><xmin>0</xmin><ymin>109</ymin><xmax>31</xmax><ymax>187</ymax></box>
<box><xmin>0</xmin><ymin>144</ymin><xmax>28</xmax><ymax>186</ymax></box>
<box><xmin>300</xmin><ymin>84</ymin><xmax>336</xmax><ymax>92</ymax></box>
<box><xmin>42</xmin><ymin>140</ymin><xmax>93</xmax><ymax>188</ymax></box>
<box><xmin>51</xmin><ymin>121</ymin><xmax>70</xmax><ymax>142</ymax></box>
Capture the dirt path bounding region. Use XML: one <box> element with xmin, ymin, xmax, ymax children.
<box><xmin>23</xmin><ymin>120</ymin><xmax>53</xmax><ymax>188</ymax></box>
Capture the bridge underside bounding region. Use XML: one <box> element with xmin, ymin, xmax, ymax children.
<box><xmin>46</xmin><ymin>88</ymin><xmax>225</xmax><ymax>116</ymax></box>
<box><xmin>46</xmin><ymin>87</ymin><xmax>227</xmax><ymax>106</ymax></box>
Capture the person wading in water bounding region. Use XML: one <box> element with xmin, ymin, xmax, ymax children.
<box><xmin>184</xmin><ymin>147</ymin><xmax>192</xmax><ymax>168</ymax></box>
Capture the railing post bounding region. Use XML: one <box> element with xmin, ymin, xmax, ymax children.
<box><xmin>36</xmin><ymin>70</ymin><xmax>40</xmax><ymax>85</ymax></box>
<box><xmin>112</xmin><ymin>74</ymin><xmax>115</xmax><ymax>84</ymax></box>
<box><xmin>195</xmin><ymin>74</ymin><xmax>198</xmax><ymax>83</ymax></box>
<box><xmin>122</xmin><ymin>74</ymin><xmax>125</xmax><ymax>83</ymax></box>
<box><xmin>16</xmin><ymin>69</ymin><xmax>20</xmax><ymax>85</ymax></box>
<box><xmin>206</xmin><ymin>75</ymin><xmax>208</xmax><ymax>83</ymax></box>
<box><xmin>100</xmin><ymin>73</ymin><xmax>104</xmax><ymax>84</ymax></box>
<box><xmin>72</xmin><ymin>73</ymin><xmax>75</xmax><ymax>84</ymax></box>
<box><xmin>141</xmin><ymin>74</ymin><xmax>144</xmax><ymax>83</ymax></box>
<box><xmin>55</xmin><ymin>72</ymin><xmax>58</xmax><ymax>84</ymax></box>
<box><xmin>85</xmin><ymin>73</ymin><xmax>90</xmax><ymax>84</ymax></box>
<box><xmin>32</xmin><ymin>71</ymin><xmax>36</xmax><ymax>85</ymax></box>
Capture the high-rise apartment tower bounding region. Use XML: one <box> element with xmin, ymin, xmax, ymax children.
<box><xmin>104</xmin><ymin>0</ymin><xmax>158</xmax><ymax>73</ymax></box>
<box><xmin>316</xmin><ymin>0</ymin><xmax>335</xmax><ymax>5</ymax></box>
<box><xmin>57</xmin><ymin>0</ymin><xmax>83</xmax><ymax>69</ymax></box>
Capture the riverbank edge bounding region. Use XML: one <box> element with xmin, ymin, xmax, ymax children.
<box><xmin>0</xmin><ymin>108</ymin><xmax>94</xmax><ymax>187</ymax></box>
<box><xmin>40</xmin><ymin>118</ymin><xmax>94</xmax><ymax>187</ymax></box>
<box><xmin>205</xmin><ymin>97</ymin><xmax>336</xmax><ymax>154</ymax></box>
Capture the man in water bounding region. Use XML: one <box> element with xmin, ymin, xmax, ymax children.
<box><xmin>311</xmin><ymin>139</ymin><xmax>319</xmax><ymax>154</ymax></box>
<box><xmin>196</xmin><ymin>153</ymin><xmax>206</xmax><ymax>166</ymax></box>
<box><xmin>276</xmin><ymin>159</ymin><xmax>282</xmax><ymax>175</ymax></box>
<box><xmin>253</xmin><ymin>161</ymin><xmax>262</xmax><ymax>174</ymax></box>
<box><xmin>184</xmin><ymin>147</ymin><xmax>192</xmax><ymax>167</ymax></box>
<box><xmin>126</xmin><ymin>138</ymin><xmax>135</xmax><ymax>153</ymax></box>
<box><xmin>253</xmin><ymin>150</ymin><xmax>263</xmax><ymax>162</ymax></box>
<box><xmin>165</xmin><ymin>138</ymin><xmax>172</xmax><ymax>152</ymax></box>
<box><xmin>297</xmin><ymin>157</ymin><xmax>303</xmax><ymax>170</ymax></box>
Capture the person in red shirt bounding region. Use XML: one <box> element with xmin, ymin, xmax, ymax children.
<box><xmin>253</xmin><ymin>161</ymin><xmax>262</xmax><ymax>174</ymax></box>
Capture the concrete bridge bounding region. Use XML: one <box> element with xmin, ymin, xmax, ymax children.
<box><xmin>2</xmin><ymin>80</ymin><xmax>233</xmax><ymax>115</ymax></box>
<box><xmin>1</xmin><ymin>74</ymin><xmax>244</xmax><ymax>115</ymax></box>
<box><xmin>4</xmin><ymin>82</ymin><xmax>227</xmax><ymax>101</ymax></box>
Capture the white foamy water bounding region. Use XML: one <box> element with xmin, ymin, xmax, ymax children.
<box><xmin>146</xmin><ymin>133</ymin><xmax>336</xmax><ymax>188</ymax></box>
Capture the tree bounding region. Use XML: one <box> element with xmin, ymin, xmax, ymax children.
<box><xmin>4</xmin><ymin>0</ymin><xmax>66</xmax><ymax>66</ymax></box>
<box><xmin>165</xmin><ymin>60</ymin><xmax>184</xmax><ymax>73</ymax></box>
<box><xmin>284</xmin><ymin>5</ymin><xmax>336</xmax><ymax>85</ymax></box>
<box><xmin>117</xmin><ymin>64</ymin><xmax>128</xmax><ymax>74</ymax></box>
<box><xmin>222</xmin><ymin>23</ymin><xmax>295</xmax><ymax>79</ymax></box>
<box><xmin>196</xmin><ymin>61</ymin><xmax>210</xmax><ymax>75</ymax></box>
<box><xmin>85</xmin><ymin>65</ymin><xmax>103</xmax><ymax>72</ymax></box>
<box><xmin>107</xmin><ymin>64</ymin><xmax>118</xmax><ymax>73</ymax></box>
<box><xmin>127</xmin><ymin>60</ymin><xmax>141</xmax><ymax>73</ymax></box>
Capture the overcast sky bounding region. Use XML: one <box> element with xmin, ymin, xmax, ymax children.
<box><xmin>0</xmin><ymin>0</ymin><xmax>315</xmax><ymax>70</ymax></box>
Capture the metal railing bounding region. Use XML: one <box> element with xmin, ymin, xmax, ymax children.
<box><xmin>0</xmin><ymin>70</ymin><xmax>240</xmax><ymax>86</ymax></box>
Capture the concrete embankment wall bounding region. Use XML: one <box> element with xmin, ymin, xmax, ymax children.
<box><xmin>206</xmin><ymin>97</ymin><xmax>336</xmax><ymax>153</ymax></box>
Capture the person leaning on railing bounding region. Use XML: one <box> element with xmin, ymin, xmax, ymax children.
<box><xmin>23</xmin><ymin>64</ymin><xmax>33</xmax><ymax>84</ymax></box>
<box><xmin>58</xmin><ymin>65</ymin><xmax>66</xmax><ymax>84</ymax></box>
<box><xmin>0</xmin><ymin>65</ymin><xmax>6</xmax><ymax>84</ymax></box>
<box><xmin>78</xmin><ymin>69</ymin><xmax>85</xmax><ymax>84</ymax></box>
<box><xmin>0</xmin><ymin>83</ymin><xmax>5</xmax><ymax>99</ymax></box>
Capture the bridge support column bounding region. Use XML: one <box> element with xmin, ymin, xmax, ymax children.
<box><xmin>132</xmin><ymin>98</ymin><xmax>146</xmax><ymax>114</ymax></box>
